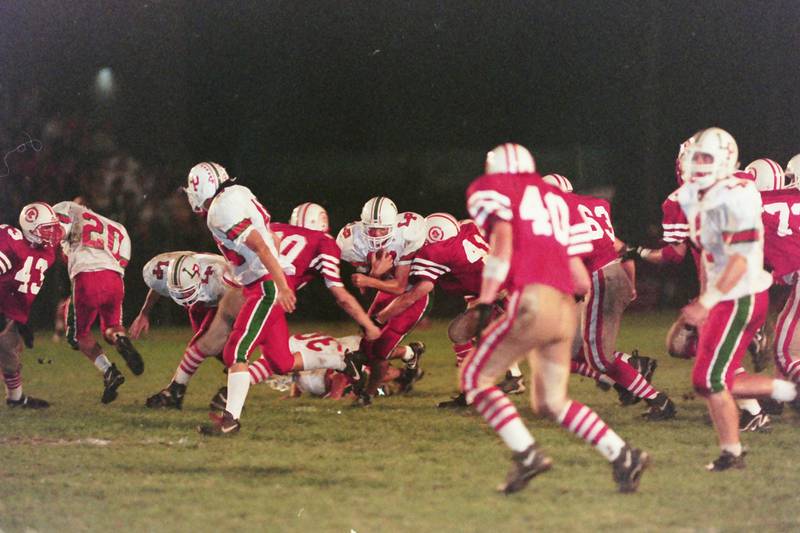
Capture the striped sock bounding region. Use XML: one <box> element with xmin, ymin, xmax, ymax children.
<box><xmin>474</xmin><ymin>386</ymin><xmax>534</xmax><ymax>452</ymax></box>
<box><xmin>174</xmin><ymin>345</ymin><xmax>207</xmax><ymax>385</ymax></box>
<box><xmin>452</xmin><ymin>342</ymin><xmax>473</xmax><ymax>367</ymax></box>
<box><xmin>785</xmin><ymin>361</ymin><xmax>800</xmax><ymax>383</ymax></box>
<box><xmin>557</xmin><ymin>400</ymin><xmax>625</xmax><ymax>462</ymax></box>
<box><xmin>570</xmin><ymin>360</ymin><xmax>602</xmax><ymax>380</ymax></box>
<box><xmin>606</xmin><ymin>357</ymin><xmax>658</xmax><ymax>401</ymax></box>
<box><xmin>248</xmin><ymin>357</ymin><xmax>273</xmax><ymax>384</ymax></box>
<box><xmin>3</xmin><ymin>372</ymin><xmax>22</xmax><ymax>401</ymax></box>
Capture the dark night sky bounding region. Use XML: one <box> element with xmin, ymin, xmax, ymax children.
<box><xmin>2</xmin><ymin>0</ymin><xmax>799</xmax><ymax>237</ymax></box>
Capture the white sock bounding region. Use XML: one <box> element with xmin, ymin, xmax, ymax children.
<box><xmin>595</xmin><ymin>430</ymin><xmax>626</xmax><ymax>462</ymax></box>
<box><xmin>598</xmin><ymin>374</ymin><xmax>615</xmax><ymax>386</ymax></box>
<box><xmin>721</xmin><ymin>442</ymin><xmax>743</xmax><ymax>457</ymax></box>
<box><xmin>94</xmin><ymin>354</ymin><xmax>112</xmax><ymax>373</ymax></box>
<box><xmin>497</xmin><ymin>418</ymin><xmax>535</xmax><ymax>452</ymax></box>
<box><xmin>7</xmin><ymin>386</ymin><xmax>22</xmax><ymax>401</ymax></box>
<box><xmin>736</xmin><ymin>398</ymin><xmax>761</xmax><ymax>416</ymax></box>
<box><xmin>508</xmin><ymin>363</ymin><xmax>522</xmax><ymax>377</ymax></box>
<box><xmin>174</xmin><ymin>368</ymin><xmax>192</xmax><ymax>385</ymax></box>
<box><xmin>300</xmin><ymin>350</ymin><xmax>344</xmax><ymax>371</ymax></box>
<box><xmin>400</xmin><ymin>346</ymin><xmax>414</xmax><ymax>362</ymax></box>
<box><xmin>225</xmin><ymin>371</ymin><xmax>251</xmax><ymax>419</ymax></box>
<box><xmin>771</xmin><ymin>379</ymin><xmax>797</xmax><ymax>402</ymax></box>
<box><xmin>618</xmin><ymin>352</ymin><xmax>631</xmax><ymax>363</ymax></box>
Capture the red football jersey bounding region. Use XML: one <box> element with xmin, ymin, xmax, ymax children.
<box><xmin>271</xmin><ymin>222</ymin><xmax>343</xmax><ymax>290</ymax></box>
<box><xmin>0</xmin><ymin>225</ymin><xmax>57</xmax><ymax>324</ymax></box>
<box><xmin>466</xmin><ymin>172</ymin><xmax>593</xmax><ymax>294</ymax></box>
<box><xmin>410</xmin><ymin>223</ymin><xmax>489</xmax><ymax>296</ymax></box>
<box><xmin>569</xmin><ymin>194</ymin><xmax>617</xmax><ymax>273</ymax></box>
<box><xmin>661</xmin><ymin>191</ymin><xmax>690</xmax><ymax>245</ymax></box>
<box><xmin>760</xmin><ymin>188</ymin><xmax>800</xmax><ymax>281</ymax></box>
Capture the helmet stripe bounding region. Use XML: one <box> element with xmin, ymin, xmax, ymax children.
<box><xmin>207</xmin><ymin>163</ymin><xmax>220</xmax><ymax>178</ymax></box>
<box><xmin>172</xmin><ymin>255</ymin><xmax>187</xmax><ymax>287</ymax></box>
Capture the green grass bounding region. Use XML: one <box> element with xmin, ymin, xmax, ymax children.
<box><xmin>2</xmin><ymin>311</ymin><xmax>799</xmax><ymax>532</ymax></box>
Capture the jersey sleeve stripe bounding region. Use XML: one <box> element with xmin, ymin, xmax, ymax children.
<box><xmin>724</xmin><ymin>229</ymin><xmax>759</xmax><ymax>244</ymax></box>
<box><xmin>662</xmin><ymin>223</ymin><xmax>690</xmax><ymax>229</ymax></box>
<box><xmin>468</xmin><ymin>198</ymin><xmax>514</xmax><ymax>221</ymax></box>
<box><xmin>310</xmin><ymin>254</ymin><xmax>340</xmax><ymax>268</ymax></box>
<box><xmin>662</xmin><ymin>236</ymin><xmax>686</xmax><ymax>243</ymax></box>
<box><xmin>0</xmin><ymin>251</ymin><xmax>11</xmax><ymax>273</ymax></box>
<box><xmin>567</xmin><ymin>243</ymin><xmax>594</xmax><ymax>256</ymax></box>
<box><xmin>410</xmin><ymin>268</ymin><xmax>440</xmax><ymax>280</ymax></box>
<box><xmin>225</xmin><ymin>219</ymin><xmax>253</xmax><ymax>241</ymax></box>
<box><xmin>413</xmin><ymin>258</ymin><xmax>451</xmax><ymax>272</ymax></box>
<box><xmin>469</xmin><ymin>190</ymin><xmax>512</xmax><ymax>206</ymax></box>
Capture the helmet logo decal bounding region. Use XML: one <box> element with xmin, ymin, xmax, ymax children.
<box><xmin>190</xmin><ymin>174</ymin><xmax>200</xmax><ymax>191</ymax></box>
<box><xmin>24</xmin><ymin>206</ymin><xmax>39</xmax><ymax>222</ymax></box>
<box><xmin>428</xmin><ymin>227</ymin><xmax>443</xmax><ymax>241</ymax></box>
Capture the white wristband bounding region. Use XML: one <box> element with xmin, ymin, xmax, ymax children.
<box><xmin>483</xmin><ymin>256</ymin><xmax>510</xmax><ymax>283</ymax></box>
<box><xmin>699</xmin><ymin>286</ymin><xmax>724</xmax><ymax>308</ymax></box>
<box><xmin>638</xmin><ymin>247</ymin><xmax>655</xmax><ymax>261</ymax></box>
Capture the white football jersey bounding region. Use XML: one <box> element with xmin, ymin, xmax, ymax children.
<box><xmin>206</xmin><ymin>185</ymin><xmax>294</xmax><ymax>286</ymax></box>
<box><xmin>143</xmin><ymin>251</ymin><xmax>230</xmax><ymax>306</ymax></box>
<box><xmin>54</xmin><ymin>201</ymin><xmax>131</xmax><ymax>279</ymax></box>
<box><xmin>290</xmin><ymin>334</ymin><xmax>361</xmax><ymax>396</ymax></box>
<box><xmin>336</xmin><ymin>212</ymin><xmax>426</xmax><ymax>272</ymax></box>
<box><xmin>677</xmin><ymin>176</ymin><xmax>772</xmax><ymax>301</ymax></box>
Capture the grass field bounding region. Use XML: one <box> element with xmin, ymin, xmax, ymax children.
<box><xmin>2</xmin><ymin>310</ymin><xmax>799</xmax><ymax>532</ymax></box>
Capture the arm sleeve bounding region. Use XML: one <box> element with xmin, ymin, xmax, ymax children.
<box><xmin>466</xmin><ymin>180</ymin><xmax>513</xmax><ymax>234</ymax></box>
<box><xmin>409</xmin><ymin>251</ymin><xmax>451</xmax><ymax>283</ymax></box>
<box><xmin>566</xmin><ymin>199</ymin><xmax>594</xmax><ymax>257</ymax></box>
<box><xmin>721</xmin><ymin>187</ymin><xmax>762</xmax><ymax>255</ymax></box>
<box><xmin>661</xmin><ymin>195</ymin><xmax>690</xmax><ymax>244</ymax></box>
<box><xmin>313</xmin><ymin>236</ymin><xmax>344</xmax><ymax>288</ymax></box>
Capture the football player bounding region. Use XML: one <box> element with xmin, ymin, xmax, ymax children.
<box><xmin>542</xmin><ymin>173</ymin><xmax>676</xmax><ymax>420</ymax></box>
<box><xmin>53</xmin><ymin>200</ymin><xmax>143</xmax><ymax>404</ymax></box>
<box><xmin>0</xmin><ymin>203</ymin><xmax>62</xmax><ymax>408</ymax></box>
<box><xmin>181</xmin><ymin>163</ymin><xmax>362</xmax><ymax>434</ymax></box>
<box><xmin>130</xmin><ymin>251</ymin><xmax>233</xmax><ymax>408</ymax></box>
<box><xmin>374</xmin><ymin>212</ymin><xmax>525</xmax><ymax>407</ymax></box>
<box><xmin>463</xmin><ymin>143</ymin><xmax>648</xmax><ymax>494</ymax></box>
<box><xmin>337</xmin><ymin>197</ymin><xmax>428</xmax><ymax>403</ymax></box>
<box><xmin>676</xmin><ymin>128</ymin><xmax>800</xmax><ymax>470</ymax></box>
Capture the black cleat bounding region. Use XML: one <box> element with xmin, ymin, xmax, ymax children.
<box><xmin>499</xmin><ymin>372</ymin><xmax>526</xmax><ymax>395</ymax></box>
<box><xmin>629</xmin><ymin>350</ymin><xmax>658</xmax><ymax>383</ymax></box>
<box><xmin>396</xmin><ymin>365</ymin><xmax>425</xmax><ymax>394</ymax></box>
<box><xmin>614</xmin><ymin>384</ymin><xmax>640</xmax><ymax>406</ymax></box>
<box><xmin>352</xmin><ymin>392</ymin><xmax>372</xmax><ymax>407</ymax></box>
<box><xmin>404</xmin><ymin>342</ymin><xmax>425</xmax><ymax>371</ymax></box>
<box><xmin>612</xmin><ymin>446</ymin><xmax>650</xmax><ymax>493</ymax></box>
<box><xmin>759</xmin><ymin>398</ymin><xmax>784</xmax><ymax>416</ymax></box>
<box><xmin>6</xmin><ymin>395</ymin><xmax>50</xmax><ymax>409</ymax></box>
<box><xmin>437</xmin><ymin>392</ymin><xmax>468</xmax><ymax>409</ymax></box>
<box><xmin>114</xmin><ymin>335</ymin><xmax>144</xmax><ymax>376</ymax></box>
<box><xmin>739</xmin><ymin>411</ymin><xmax>772</xmax><ymax>433</ymax></box>
<box><xmin>341</xmin><ymin>350</ymin><xmax>368</xmax><ymax>382</ymax></box>
<box><xmin>642</xmin><ymin>394</ymin><xmax>677</xmax><ymax>421</ymax></box>
<box><xmin>497</xmin><ymin>443</ymin><xmax>553</xmax><ymax>494</ymax></box>
<box><xmin>198</xmin><ymin>410</ymin><xmax>240</xmax><ymax>436</ymax></box>
<box><xmin>145</xmin><ymin>381</ymin><xmax>187</xmax><ymax>409</ymax></box>
<box><xmin>102</xmin><ymin>364</ymin><xmax>125</xmax><ymax>404</ymax></box>
<box><xmin>209</xmin><ymin>386</ymin><xmax>228</xmax><ymax>411</ymax></box>
<box><xmin>706</xmin><ymin>450</ymin><xmax>746</xmax><ymax>471</ymax></box>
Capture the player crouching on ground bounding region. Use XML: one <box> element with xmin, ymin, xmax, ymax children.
<box><xmin>53</xmin><ymin>200</ymin><xmax>144</xmax><ymax>404</ymax></box>
<box><xmin>462</xmin><ymin>143</ymin><xmax>649</xmax><ymax>494</ymax></box>
<box><xmin>676</xmin><ymin>128</ymin><xmax>800</xmax><ymax>471</ymax></box>
<box><xmin>1</xmin><ymin>203</ymin><xmax>63</xmax><ymax>408</ymax></box>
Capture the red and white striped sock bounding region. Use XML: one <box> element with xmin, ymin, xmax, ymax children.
<box><xmin>570</xmin><ymin>360</ymin><xmax>602</xmax><ymax>380</ymax></box>
<box><xmin>3</xmin><ymin>371</ymin><xmax>23</xmax><ymax>401</ymax></box>
<box><xmin>453</xmin><ymin>342</ymin><xmax>473</xmax><ymax>367</ymax></box>
<box><xmin>248</xmin><ymin>357</ymin><xmax>273</xmax><ymax>385</ymax></box>
<box><xmin>174</xmin><ymin>345</ymin><xmax>208</xmax><ymax>385</ymax></box>
<box><xmin>606</xmin><ymin>356</ymin><xmax>658</xmax><ymax>401</ymax></box>
<box><xmin>557</xmin><ymin>400</ymin><xmax>625</xmax><ymax>462</ymax></box>
<box><xmin>785</xmin><ymin>360</ymin><xmax>800</xmax><ymax>383</ymax></box>
<box><xmin>473</xmin><ymin>386</ymin><xmax>534</xmax><ymax>452</ymax></box>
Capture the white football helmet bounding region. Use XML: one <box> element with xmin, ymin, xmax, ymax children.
<box><xmin>745</xmin><ymin>158</ymin><xmax>784</xmax><ymax>191</ymax></box>
<box><xmin>167</xmin><ymin>254</ymin><xmax>203</xmax><ymax>307</ymax></box>
<box><xmin>424</xmin><ymin>213</ymin><xmax>459</xmax><ymax>244</ymax></box>
<box><xmin>485</xmin><ymin>143</ymin><xmax>536</xmax><ymax>174</ymax></box>
<box><xmin>541</xmin><ymin>173</ymin><xmax>573</xmax><ymax>192</ymax></box>
<box><xmin>680</xmin><ymin>127</ymin><xmax>738</xmax><ymax>187</ymax></box>
<box><xmin>360</xmin><ymin>197</ymin><xmax>398</xmax><ymax>251</ymax></box>
<box><xmin>785</xmin><ymin>154</ymin><xmax>800</xmax><ymax>189</ymax></box>
<box><xmin>290</xmin><ymin>202</ymin><xmax>329</xmax><ymax>232</ymax></box>
<box><xmin>675</xmin><ymin>134</ymin><xmax>698</xmax><ymax>185</ymax></box>
<box><xmin>19</xmin><ymin>202</ymin><xmax>62</xmax><ymax>247</ymax></box>
<box><xmin>185</xmin><ymin>162</ymin><xmax>229</xmax><ymax>213</ymax></box>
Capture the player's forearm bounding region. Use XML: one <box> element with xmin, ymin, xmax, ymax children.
<box><xmin>479</xmin><ymin>222</ymin><xmax>512</xmax><ymax>303</ymax></box>
<box><xmin>246</xmin><ymin>231</ymin><xmax>291</xmax><ymax>291</ymax></box>
<box><xmin>699</xmin><ymin>254</ymin><xmax>747</xmax><ymax>308</ymax></box>
<box><xmin>138</xmin><ymin>289</ymin><xmax>160</xmax><ymax>316</ymax></box>
<box><xmin>621</xmin><ymin>257</ymin><xmax>636</xmax><ymax>287</ymax></box>
<box><xmin>330</xmin><ymin>287</ymin><xmax>374</xmax><ymax>329</ymax></box>
<box><xmin>366</xmin><ymin>277</ymin><xmax>405</xmax><ymax>295</ymax></box>
<box><xmin>377</xmin><ymin>283</ymin><xmax>431</xmax><ymax>322</ymax></box>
